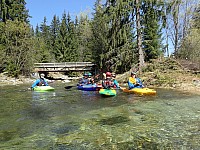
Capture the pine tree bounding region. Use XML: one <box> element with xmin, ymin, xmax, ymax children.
<box><xmin>0</xmin><ymin>0</ymin><xmax>29</xmax><ymax>23</ymax></box>
<box><xmin>91</xmin><ymin>0</ymin><xmax>109</xmax><ymax>70</ymax></box>
<box><xmin>141</xmin><ymin>0</ymin><xmax>164</xmax><ymax>61</ymax></box>
<box><xmin>0</xmin><ymin>20</ymin><xmax>34</xmax><ymax>76</ymax></box>
<box><xmin>54</xmin><ymin>11</ymin><xmax>68</xmax><ymax>62</ymax></box>
<box><xmin>77</xmin><ymin>14</ymin><xmax>93</xmax><ymax>62</ymax></box>
<box><xmin>92</xmin><ymin>0</ymin><xmax>135</xmax><ymax>73</ymax></box>
<box><xmin>65</xmin><ymin>12</ymin><xmax>78</xmax><ymax>62</ymax></box>
<box><xmin>49</xmin><ymin>15</ymin><xmax>60</xmax><ymax>61</ymax></box>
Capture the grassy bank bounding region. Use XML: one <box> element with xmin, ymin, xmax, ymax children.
<box><xmin>116</xmin><ymin>58</ymin><xmax>200</xmax><ymax>94</ymax></box>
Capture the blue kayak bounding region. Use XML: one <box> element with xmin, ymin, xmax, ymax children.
<box><xmin>77</xmin><ymin>84</ymin><xmax>102</xmax><ymax>91</ymax></box>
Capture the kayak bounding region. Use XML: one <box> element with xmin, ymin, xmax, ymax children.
<box><xmin>77</xmin><ymin>84</ymin><xmax>102</xmax><ymax>91</ymax></box>
<box><xmin>122</xmin><ymin>87</ymin><xmax>156</xmax><ymax>96</ymax></box>
<box><xmin>33</xmin><ymin>86</ymin><xmax>55</xmax><ymax>92</ymax></box>
<box><xmin>99</xmin><ymin>89</ymin><xmax>116</xmax><ymax>97</ymax></box>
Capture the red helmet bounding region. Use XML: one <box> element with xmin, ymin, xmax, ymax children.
<box><xmin>106</xmin><ymin>72</ymin><xmax>111</xmax><ymax>77</ymax></box>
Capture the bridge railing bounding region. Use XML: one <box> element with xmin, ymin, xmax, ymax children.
<box><xmin>34</xmin><ymin>62</ymin><xmax>94</xmax><ymax>67</ymax></box>
<box><xmin>34</xmin><ymin>62</ymin><xmax>96</xmax><ymax>72</ymax></box>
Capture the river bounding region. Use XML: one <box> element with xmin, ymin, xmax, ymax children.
<box><xmin>0</xmin><ymin>82</ymin><xmax>200</xmax><ymax>149</ymax></box>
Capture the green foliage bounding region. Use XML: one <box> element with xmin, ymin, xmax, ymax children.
<box><xmin>77</xmin><ymin>14</ymin><xmax>93</xmax><ymax>62</ymax></box>
<box><xmin>53</xmin><ymin>12</ymin><xmax>79</xmax><ymax>62</ymax></box>
<box><xmin>0</xmin><ymin>20</ymin><xmax>34</xmax><ymax>77</ymax></box>
<box><xmin>91</xmin><ymin>0</ymin><xmax>136</xmax><ymax>73</ymax></box>
<box><xmin>1</xmin><ymin>0</ymin><xmax>199</xmax><ymax>77</ymax></box>
<box><xmin>141</xmin><ymin>0</ymin><xmax>165</xmax><ymax>61</ymax></box>
<box><xmin>0</xmin><ymin>0</ymin><xmax>29</xmax><ymax>23</ymax></box>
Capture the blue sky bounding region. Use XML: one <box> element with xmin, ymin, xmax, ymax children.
<box><xmin>26</xmin><ymin>0</ymin><xmax>96</xmax><ymax>28</ymax></box>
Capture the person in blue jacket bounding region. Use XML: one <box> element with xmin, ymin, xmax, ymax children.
<box><xmin>112</xmin><ymin>73</ymin><xmax>120</xmax><ymax>88</ymax></box>
<box><xmin>31</xmin><ymin>73</ymin><xmax>48</xmax><ymax>89</ymax></box>
<box><xmin>78</xmin><ymin>72</ymin><xmax>90</xmax><ymax>85</ymax></box>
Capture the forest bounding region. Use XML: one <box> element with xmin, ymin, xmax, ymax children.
<box><xmin>0</xmin><ymin>0</ymin><xmax>199</xmax><ymax>77</ymax></box>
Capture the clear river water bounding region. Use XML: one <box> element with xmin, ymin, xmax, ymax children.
<box><xmin>0</xmin><ymin>82</ymin><xmax>200</xmax><ymax>150</ymax></box>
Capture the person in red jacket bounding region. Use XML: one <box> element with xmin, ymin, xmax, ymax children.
<box><xmin>102</xmin><ymin>72</ymin><xmax>114</xmax><ymax>89</ymax></box>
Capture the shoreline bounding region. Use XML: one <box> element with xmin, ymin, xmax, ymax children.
<box><xmin>0</xmin><ymin>72</ymin><xmax>73</xmax><ymax>87</ymax></box>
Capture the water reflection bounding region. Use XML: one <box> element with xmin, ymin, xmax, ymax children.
<box><xmin>32</xmin><ymin>91</ymin><xmax>56</xmax><ymax>101</ymax></box>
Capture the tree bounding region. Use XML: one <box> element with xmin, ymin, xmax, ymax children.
<box><xmin>178</xmin><ymin>3</ymin><xmax>200</xmax><ymax>62</ymax></box>
<box><xmin>91</xmin><ymin>0</ymin><xmax>109</xmax><ymax>71</ymax></box>
<box><xmin>0</xmin><ymin>0</ymin><xmax>29</xmax><ymax>23</ymax></box>
<box><xmin>0</xmin><ymin>20</ymin><xmax>34</xmax><ymax>76</ymax></box>
<box><xmin>77</xmin><ymin>13</ymin><xmax>93</xmax><ymax>62</ymax></box>
<box><xmin>49</xmin><ymin>15</ymin><xmax>60</xmax><ymax>61</ymax></box>
<box><xmin>141</xmin><ymin>0</ymin><xmax>164</xmax><ymax>61</ymax></box>
<box><xmin>65</xmin><ymin>12</ymin><xmax>79</xmax><ymax>62</ymax></box>
<box><xmin>92</xmin><ymin>0</ymin><xmax>136</xmax><ymax>73</ymax></box>
<box><xmin>135</xmin><ymin>0</ymin><xmax>144</xmax><ymax>71</ymax></box>
<box><xmin>54</xmin><ymin>11</ymin><xmax>68</xmax><ymax>62</ymax></box>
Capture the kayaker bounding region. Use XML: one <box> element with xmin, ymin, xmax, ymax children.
<box><xmin>31</xmin><ymin>73</ymin><xmax>48</xmax><ymax>89</ymax></box>
<box><xmin>128</xmin><ymin>72</ymin><xmax>143</xmax><ymax>89</ymax></box>
<box><xmin>102</xmin><ymin>72</ymin><xmax>114</xmax><ymax>89</ymax></box>
<box><xmin>78</xmin><ymin>73</ymin><xmax>90</xmax><ymax>85</ymax></box>
<box><xmin>112</xmin><ymin>73</ymin><xmax>120</xmax><ymax>88</ymax></box>
<box><xmin>87</xmin><ymin>72</ymin><xmax>95</xmax><ymax>84</ymax></box>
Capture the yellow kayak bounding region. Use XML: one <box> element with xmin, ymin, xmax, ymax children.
<box><xmin>122</xmin><ymin>87</ymin><xmax>156</xmax><ymax>96</ymax></box>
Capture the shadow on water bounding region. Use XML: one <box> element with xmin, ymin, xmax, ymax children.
<box><xmin>98</xmin><ymin>116</ymin><xmax>130</xmax><ymax>125</ymax></box>
<box><xmin>0</xmin><ymin>84</ymin><xmax>200</xmax><ymax>149</ymax></box>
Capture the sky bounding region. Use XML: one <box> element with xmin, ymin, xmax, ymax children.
<box><xmin>26</xmin><ymin>0</ymin><xmax>173</xmax><ymax>55</ymax></box>
<box><xmin>26</xmin><ymin>0</ymin><xmax>97</xmax><ymax>29</ymax></box>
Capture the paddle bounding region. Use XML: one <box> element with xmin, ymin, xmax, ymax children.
<box><xmin>119</xmin><ymin>87</ymin><xmax>130</xmax><ymax>92</ymax></box>
<box><xmin>64</xmin><ymin>85</ymin><xmax>75</xmax><ymax>89</ymax></box>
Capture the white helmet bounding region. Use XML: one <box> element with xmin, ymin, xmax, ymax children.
<box><xmin>40</xmin><ymin>73</ymin><xmax>45</xmax><ymax>78</ymax></box>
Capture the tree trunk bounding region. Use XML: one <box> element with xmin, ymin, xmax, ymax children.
<box><xmin>135</xmin><ymin>0</ymin><xmax>144</xmax><ymax>71</ymax></box>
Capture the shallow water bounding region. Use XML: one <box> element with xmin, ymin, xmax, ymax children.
<box><xmin>0</xmin><ymin>83</ymin><xmax>200</xmax><ymax>149</ymax></box>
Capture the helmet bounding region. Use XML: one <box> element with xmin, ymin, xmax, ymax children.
<box><xmin>106</xmin><ymin>72</ymin><xmax>111</xmax><ymax>77</ymax></box>
<box><xmin>131</xmin><ymin>72</ymin><xmax>136</xmax><ymax>75</ymax></box>
<box><xmin>40</xmin><ymin>73</ymin><xmax>45</xmax><ymax>78</ymax></box>
<box><xmin>88</xmin><ymin>72</ymin><xmax>92</xmax><ymax>76</ymax></box>
<box><xmin>112</xmin><ymin>73</ymin><xmax>116</xmax><ymax>77</ymax></box>
<box><xmin>83</xmin><ymin>73</ymin><xmax>88</xmax><ymax>76</ymax></box>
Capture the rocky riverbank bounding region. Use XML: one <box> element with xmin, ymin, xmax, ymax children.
<box><xmin>0</xmin><ymin>72</ymin><xmax>72</xmax><ymax>86</ymax></box>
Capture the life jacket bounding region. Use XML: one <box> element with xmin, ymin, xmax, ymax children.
<box><xmin>37</xmin><ymin>79</ymin><xmax>45</xmax><ymax>86</ymax></box>
<box><xmin>102</xmin><ymin>78</ymin><xmax>113</xmax><ymax>88</ymax></box>
<box><xmin>129</xmin><ymin>77</ymin><xmax>137</xmax><ymax>84</ymax></box>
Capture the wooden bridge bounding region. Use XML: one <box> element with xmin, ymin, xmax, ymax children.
<box><xmin>34</xmin><ymin>62</ymin><xmax>96</xmax><ymax>73</ymax></box>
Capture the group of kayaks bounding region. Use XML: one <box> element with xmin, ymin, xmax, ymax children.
<box><xmin>32</xmin><ymin>83</ymin><xmax>156</xmax><ymax>96</ymax></box>
<box><xmin>76</xmin><ymin>84</ymin><xmax>156</xmax><ymax>96</ymax></box>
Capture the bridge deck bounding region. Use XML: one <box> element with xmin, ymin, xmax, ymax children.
<box><xmin>34</xmin><ymin>62</ymin><xmax>96</xmax><ymax>72</ymax></box>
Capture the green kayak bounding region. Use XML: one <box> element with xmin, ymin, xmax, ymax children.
<box><xmin>99</xmin><ymin>89</ymin><xmax>116</xmax><ymax>97</ymax></box>
<box><xmin>33</xmin><ymin>86</ymin><xmax>55</xmax><ymax>92</ymax></box>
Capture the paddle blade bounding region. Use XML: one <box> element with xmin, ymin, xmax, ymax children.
<box><xmin>120</xmin><ymin>87</ymin><xmax>130</xmax><ymax>93</ymax></box>
<box><xmin>64</xmin><ymin>86</ymin><xmax>74</xmax><ymax>89</ymax></box>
